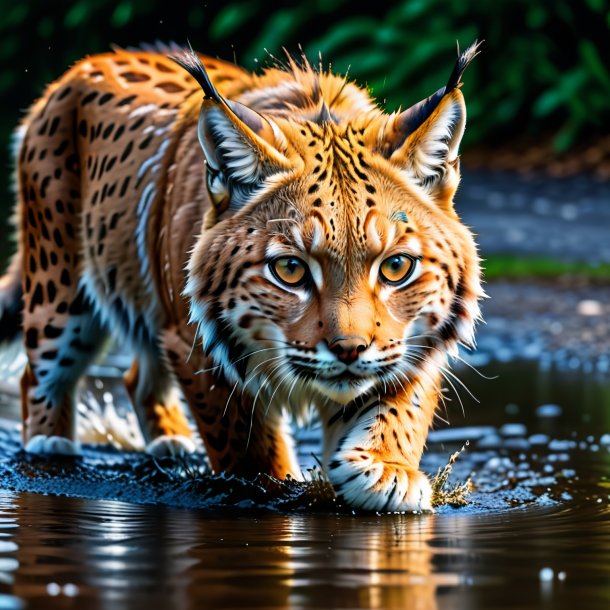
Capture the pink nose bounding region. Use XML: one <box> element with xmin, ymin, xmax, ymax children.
<box><xmin>328</xmin><ymin>336</ymin><xmax>368</xmax><ymax>365</ymax></box>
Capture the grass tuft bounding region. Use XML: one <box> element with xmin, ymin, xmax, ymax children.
<box><xmin>431</xmin><ymin>442</ymin><xmax>473</xmax><ymax>507</ymax></box>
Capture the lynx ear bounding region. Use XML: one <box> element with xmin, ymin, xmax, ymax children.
<box><xmin>381</xmin><ymin>41</ymin><xmax>481</xmax><ymax>204</ymax></box>
<box><xmin>171</xmin><ymin>48</ymin><xmax>292</xmax><ymax>211</ymax></box>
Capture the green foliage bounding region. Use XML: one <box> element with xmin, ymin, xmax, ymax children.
<box><xmin>0</xmin><ymin>0</ymin><xmax>609</xmax><ymax>261</ymax></box>
<box><xmin>483</xmin><ymin>256</ymin><xmax>610</xmax><ymax>280</ymax></box>
<box><xmin>0</xmin><ymin>0</ymin><xmax>607</xmax><ymax>150</ymax></box>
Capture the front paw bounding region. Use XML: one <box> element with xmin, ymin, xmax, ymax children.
<box><xmin>146</xmin><ymin>435</ymin><xmax>198</xmax><ymax>457</ymax></box>
<box><xmin>24</xmin><ymin>435</ymin><xmax>81</xmax><ymax>456</ymax></box>
<box><xmin>328</xmin><ymin>450</ymin><xmax>432</xmax><ymax>512</ymax></box>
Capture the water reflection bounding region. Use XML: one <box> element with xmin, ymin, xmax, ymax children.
<box><xmin>1</xmin><ymin>478</ymin><xmax>610</xmax><ymax>609</ymax></box>
<box><xmin>2</xmin><ymin>359</ymin><xmax>610</xmax><ymax>609</ymax></box>
<box><xmin>0</xmin><ymin>490</ymin><xmax>456</xmax><ymax>609</ymax></box>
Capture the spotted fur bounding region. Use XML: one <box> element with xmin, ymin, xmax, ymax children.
<box><xmin>0</xmin><ymin>41</ymin><xmax>484</xmax><ymax>511</ymax></box>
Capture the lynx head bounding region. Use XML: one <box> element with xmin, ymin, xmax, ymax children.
<box><xmin>173</xmin><ymin>43</ymin><xmax>484</xmax><ymax>405</ymax></box>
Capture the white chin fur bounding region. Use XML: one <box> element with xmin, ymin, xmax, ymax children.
<box><xmin>311</xmin><ymin>377</ymin><xmax>376</xmax><ymax>404</ymax></box>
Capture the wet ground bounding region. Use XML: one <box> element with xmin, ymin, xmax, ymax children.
<box><xmin>1</xmin><ymin>285</ymin><xmax>610</xmax><ymax>609</ymax></box>
<box><xmin>458</xmin><ymin>170</ymin><xmax>610</xmax><ymax>265</ymax></box>
<box><xmin>0</xmin><ymin>355</ymin><xmax>609</xmax><ymax>609</ymax></box>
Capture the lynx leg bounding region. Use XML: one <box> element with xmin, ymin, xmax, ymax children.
<box><xmin>20</xmin><ymin>294</ymin><xmax>108</xmax><ymax>455</ymax></box>
<box><xmin>321</xmin><ymin>381</ymin><xmax>440</xmax><ymax>512</ymax></box>
<box><xmin>122</xmin><ymin>349</ymin><xmax>195</xmax><ymax>456</ymax></box>
<box><xmin>17</xmin><ymin>101</ymin><xmax>111</xmax><ymax>454</ymax></box>
<box><xmin>162</xmin><ymin>329</ymin><xmax>299</xmax><ymax>478</ymax></box>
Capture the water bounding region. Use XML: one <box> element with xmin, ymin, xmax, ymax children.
<box><xmin>0</xmin><ymin>359</ymin><xmax>609</xmax><ymax>609</ymax></box>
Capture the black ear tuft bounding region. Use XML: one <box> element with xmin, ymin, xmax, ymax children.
<box><xmin>169</xmin><ymin>45</ymin><xmax>221</xmax><ymax>102</ymax></box>
<box><xmin>392</xmin><ymin>40</ymin><xmax>481</xmax><ymax>142</ymax></box>
<box><xmin>445</xmin><ymin>40</ymin><xmax>483</xmax><ymax>93</ymax></box>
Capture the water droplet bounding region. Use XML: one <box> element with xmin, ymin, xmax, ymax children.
<box><xmin>539</xmin><ymin>567</ymin><xmax>554</xmax><ymax>582</ymax></box>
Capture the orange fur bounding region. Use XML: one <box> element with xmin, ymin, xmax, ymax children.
<box><xmin>0</xmin><ymin>43</ymin><xmax>483</xmax><ymax>511</ymax></box>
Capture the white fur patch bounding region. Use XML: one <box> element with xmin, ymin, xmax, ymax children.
<box><xmin>403</xmin><ymin>100</ymin><xmax>461</xmax><ymax>189</ymax></box>
<box><xmin>206</xmin><ymin>110</ymin><xmax>262</xmax><ymax>183</ymax></box>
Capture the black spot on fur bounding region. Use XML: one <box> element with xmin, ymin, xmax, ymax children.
<box><xmin>39</xmin><ymin>248</ymin><xmax>48</xmax><ymax>271</ymax></box>
<box><xmin>52</xmin><ymin>229</ymin><xmax>64</xmax><ymax>248</ymax></box>
<box><xmin>120</xmin><ymin>141</ymin><xmax>133</xmax><ymax>162</ymax></box>
<box><xmin>108</xmin><ymin>267</ymin><xmax>117</xmax><ymax>292</ymax></box>
<box><xmin>118</xmin><ymin>177</ymin><xmax>131</xmax><ymax>198</ymax></box>
<box><xmin>57</xmin><ymin>87</ymin><xmax>71</xmax><ymax>101</ymax></box>
<box><xmin>130</xmin><ymin>116</ymin><xmax>145</xmax><ymax>131</ymax></box>
<box><xmin>117</xmin><ymin>95</ymin><xmax>137</xmax><ymax>107</ymax></box>
<box><xmin>43</xmin><ymin>324</ymin><xmax>63</xmax><ymax>339</ymax></box>
<box><xmin>25</xmin><ymin>328</ymin><xmax>38</xmax><ymax>349</ymax></box>
<box><xmin>113</xmin><ymin>125</ymin><xmax>126</xmax><ymax>142</ymax></box>
<box><xmin>81</xmin><ymin>91</ymin><xmax>98</xmax><ymax>106</ymax></box>
<box><xmin>98</xmin><ymin>92</ymin><xmax>114</xmax><ymax>106</ymax></box>
<box><xmin>53</xmin><ymin>140</ymin><xmax>69</xmax><ymax>156</ymax></box>
<box><xmin>138</xmin><ymin>134</ymin><xmax>154</xmax><ymax>150</ymax></box>
<box><xmin>48</xmin><ymin>116</ymin><xmax>60</xmax><ymax>137</ymax></box>
<box><xmin>47</xmin><ymin>281</ymin><xmax>57</xmax><ymax>303</ymax></box>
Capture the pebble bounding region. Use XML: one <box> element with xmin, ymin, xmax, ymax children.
<box><xmin>485</xmin><ymin>456</ymin><xmax>513</xmax><ymax>471</ymax></box>
<box><xmin>500</xmin><ymin>423</ymin><xmax>527</xmax><ymax>438</ymax></box>
<box><xmin>536</xmin><ymin>404</ymin><xmax>562</xmax><ymax>418</ymax></box>
<box><xmin>529</xmin><ymin>434</ymin><xmax>550</xmax><ymax>446</ymax></box>
<box><xmin>547</xmin><ymin>453</ymin><xmax>569</xmax><ymax>463</ymax></box>
<box><xmin>477</xmin><ymin>434</ymin><xmax>503</xmax><ymax>449</ymax></box>
<box><xmin>577</xmin><ymin>300</ymin><xmax>603</xmax><ymax>316</ymax></box>
<box><xmin>504</xmin><ymin>438</ymin><xmax>530</xmax><ymax>451</ymax></box>
<box><xmin>548</xmin><ymin>439</ymin><xmax>576</xmax><ymax>451</ymax></box>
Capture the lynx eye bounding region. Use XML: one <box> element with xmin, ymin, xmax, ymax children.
<box><xmin>379</xmin><ymin>254</ymin><xmax>416</xmax><ymax>285</ymax></box>
<box><xmin>270</xmin><ymin>256</ymin><xmax>309</xmax><ymax>287</ymax></box>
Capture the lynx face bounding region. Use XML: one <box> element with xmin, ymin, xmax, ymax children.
<box><xmin>183</xmin><ymin>59</ymin><xmax>483</xmax><ymax>407</ymax></box>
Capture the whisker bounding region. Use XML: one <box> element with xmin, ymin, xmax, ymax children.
<box><xmin>440</xmin><ymin>365</ymin><xmax>480</xmax><ymax>403</ymax></box>
<box><xmin>437</xmin><ymin>368</ymin><xmax>467</xmax><ymax>417</ymax></box>
<box><xmin>195</xmin><ymin>346</ymin><xmax>285</xmax><ymax>375</ymax></box>
<box><xmin>265</xmin><ymin>364</ymin><xmax>294</xmax><ymax>415</ymax></box>
<box><xmin>449</xmin><ymin>352</ymin><xmax>498</xmax><ymax>380</ymax></box>
<box><xmin>222</xmin><ymin>355</ymin><xmax>284</xmax><ymax>418</ymax></box>
<box><xmin>186</xmin><ymin>321</ymin><xmax>202</xmax><ymax>363</ymax></box>
<box><xmin>240</xmin><ymin>355</ymin><xmax>285</xmax><ymax>397</ymax></box>
<box><xmin>222</xmin><ymin>379</ymin><xmax>240</xmax><ymax>418</ymax></box>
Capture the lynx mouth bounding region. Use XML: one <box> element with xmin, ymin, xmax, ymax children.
<box><xmin>309</xmin><ymin>375</ymin><xmax>377</xmax><ymax>404</ymax></box>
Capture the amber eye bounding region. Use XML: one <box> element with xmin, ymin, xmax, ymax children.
<box><xmin>379</xmin><ymin>254</ymin><xmax>416</xmax><ymax>285</ymax></box>
<box><xmin>270</xmin><ymin>257</ymin><xmax>309</xmax><ymax>287</ymax></box>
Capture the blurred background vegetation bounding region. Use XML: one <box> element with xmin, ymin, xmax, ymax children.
<box><xmin>1</xmin><ymin>0</ymin><xmax>609</xmax><ymax>263</ymax></box>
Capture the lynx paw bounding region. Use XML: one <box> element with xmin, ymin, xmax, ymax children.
<box><xmin>146</xmin><ymin>435</ymin><xmax>198</xmax><ymax>457</ymax></box>
<box><xmin>24</xmin><ymin>435</ymin><xmax>81</xmax><ymax>456</ymax></box>
<box><xmin>328</xmin><ymin>451</ymin><xmax>432</xmax><ymax>512</ymax></box>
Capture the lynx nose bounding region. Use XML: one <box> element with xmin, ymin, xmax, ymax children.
<box><xmin>328</xmin><ymin>336</ymin><xmax>368</xmax><ymax>365</ymax></box>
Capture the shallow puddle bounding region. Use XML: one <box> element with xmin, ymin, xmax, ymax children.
<box><xmin>0</xmin><ymin>357</ymin><xmax>609</xmax><ymax>608</ymax></box>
